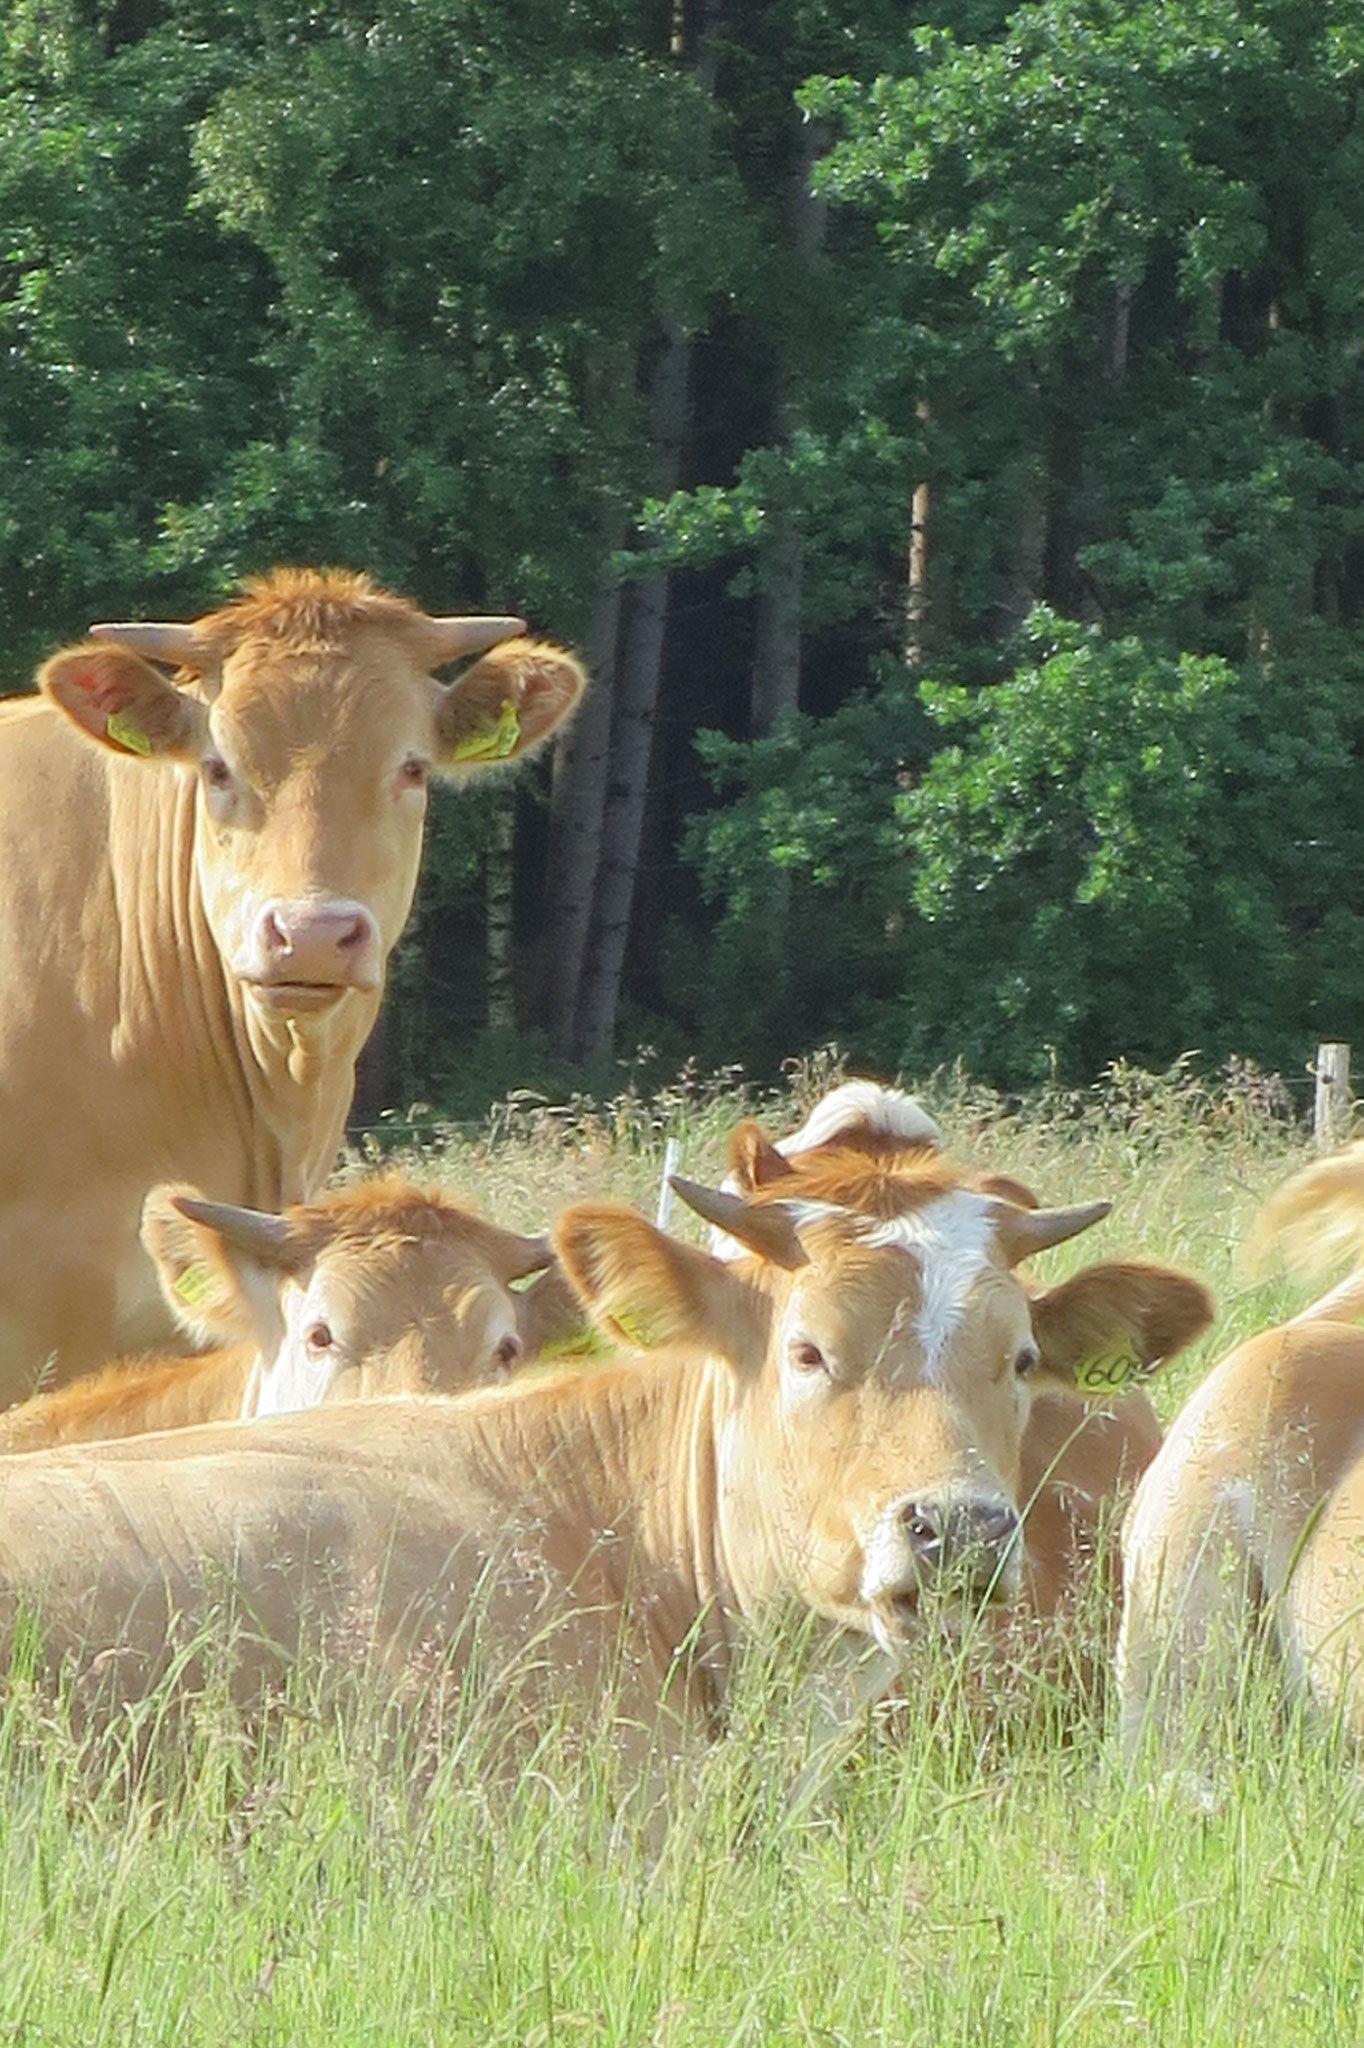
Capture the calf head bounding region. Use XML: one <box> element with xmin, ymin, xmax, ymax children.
<box><xmin>141</xmin><ymin>1177</ymin><xmax>555</xmax><ymax>1415</ymax></box>
<box><xmin>555</xmin><ymin>1166</ymin><xmax>1210</xmax><ymax>1653</ymax></box>
<box><xmin>39</xmin><ymin>570</ymin><xmax>584</xmax><ymax>1027</ymax></box>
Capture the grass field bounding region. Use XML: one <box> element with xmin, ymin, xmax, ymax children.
<box><xmin>4</xmin><ymin>1055</ymin><xmax>1360</xmax><ymax>2047</ymax></box>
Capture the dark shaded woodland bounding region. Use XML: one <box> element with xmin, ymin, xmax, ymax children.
<box><xmin>4</xmin><ymin>0</ymin><xmax>1362</xmax><ymax>1109</ymax></box>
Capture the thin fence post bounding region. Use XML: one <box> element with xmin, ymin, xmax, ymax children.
<box><xmin>1315</xmin><ymin>1041</ymin><xmax>1351</xmax><ymax>1151</ymax></box>
<box><xmin>656</xmin><ymin>1137</ymin><xmax>682</xmax><ymax>1230</ymax></box>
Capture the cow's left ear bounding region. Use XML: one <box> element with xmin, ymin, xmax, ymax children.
<box><xmin>140</xmin><ymin>1185</ymin><xmax>302</xmax><ymax>1349</ymax></box>
<box><xmin>434</xmin><ymin>638</ymin><xmax>586</xmax><ymax>779</ymax></box>
<box><xmin>1029</xmin><ymin>1262</ymin><xmax>1214</xmax><ymax>1398</ymax></box>
<box><xmin>553</xmin><ymin>1203</ymin><xmax>770</xmax><ymax>1371</ymax></box>
<box><xmin>40</xmin><ymin>644</ymin><xmax>209</xmax><ymax>762</ymax></box>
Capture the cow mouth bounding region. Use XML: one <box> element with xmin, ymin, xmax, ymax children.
<box><xmin>242</xmin><ymin>978</ymin><xmax>352</xmax><ymax>1013</ymax></box>
<box><xmin>867</xmin><ymin>1576</ymin><xmax>1017</xmax><ymax>1651</ymax></box>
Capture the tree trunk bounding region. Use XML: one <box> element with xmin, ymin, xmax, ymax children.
<box><xmin>540</xmin><ymin>539</ymin><xmax>626</xmax><ymax>1057</ymax></box>
<box><xmin>750</xmin><ymin>122</ymin><xmax>827</xmax><ymax>734</ymax></box>
<box><xmin>573</xmin><ymin>323</ymin><xmax>692</xmax><ymax>1063</ymax></box>
<box><xmin>485</xmin><ymin>794</ymin><xmax>516</xmax><ymax>1033</ymax></box>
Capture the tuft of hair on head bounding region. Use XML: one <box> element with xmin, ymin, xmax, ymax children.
<box><xmin>779</xmin><ymin>1080</ymin><xmax>943</xmax><ymax>1158</ymax></box>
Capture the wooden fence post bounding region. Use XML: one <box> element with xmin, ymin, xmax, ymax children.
<box><xmin>1315</xmin><ymin>1041</ymin><xmax>1351</xmax><ymax>1151</ymax></box>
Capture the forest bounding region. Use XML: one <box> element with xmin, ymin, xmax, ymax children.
<box><xmin>2</xmin><ymin>0</ymin><xmax>1362</xmax><ymax>1114</ymax></box>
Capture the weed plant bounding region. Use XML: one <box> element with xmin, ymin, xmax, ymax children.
<box><xmin>4</xmin><ymin>1054</ymin><xmax>1357</xmax><ymax>2044</ymax></box>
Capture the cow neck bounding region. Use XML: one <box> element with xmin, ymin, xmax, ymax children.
<box><xmin>465</xmin><ymin>1350</ymin><xmax>739</xmax><ymax>1677</ymax></box>
<box><xmin>107</xmin><ymin>760</ymin><xmax>370</xmax><ymax>1210</ymax></box>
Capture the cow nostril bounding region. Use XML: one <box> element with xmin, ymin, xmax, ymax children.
<box><xmin>335</xmin><ymin>915</ymin><xmax>369</xmax><ymax>955</ymax></box>
<box><xmin>262</xmin><ymin>908</ymin><xmax>291</xmax><ymax>956</ymax></box>
<box><xmin>901</xmin><ymin>1503</ymin><xmax>942</xmax><ymax>1555</ymax></box>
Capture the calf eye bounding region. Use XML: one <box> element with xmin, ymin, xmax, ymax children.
<box><xmin>201</xmin><ymin>753</ymin><xmax>234</xmax><ymax>793</ymax></box>
<box><xmin>1014</xmin><ymin>1341</ymin><xmax>1041</xmax><ymax>1378</ymax></box>
<box><xmin>305</xmin><ymin>1321</ymin><xmax>334</xmax><ymax>1353</ymax></box>
<box><xmin>789</xmin><ymin>1338</ymin><xmax>828</xmax><ymax>1376</ymax></box>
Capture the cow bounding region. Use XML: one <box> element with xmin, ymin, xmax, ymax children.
<box><xmin>0</xmin><ymin>568</ymin><xmax>584</xmax><ymax>1400</ymax></box>
<box><xmin>0</xmin><ymin>1160</ymin><xmax>1209</xmax><ymax>1759</ymax></box>
<box><xmin>0</xmin><ymin>1178</ymin><xmax>570</xmax><ymax>1451</ymax></box>
<box><xmin>1118</xmin><ymin>1141</ymin><xmax>1364</xmax><ymax>1756</ymax></box>
<box><xmin>714</xmin><ymin>1081</ymin><xmax>1169</xmax><ymax>1625</ymax></box>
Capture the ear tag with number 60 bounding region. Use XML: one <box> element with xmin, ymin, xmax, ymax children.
<box><xmin>1073</xmin><ymin>1345</ymin><xmax>1143</xmax><ymax>1393</ymax></box>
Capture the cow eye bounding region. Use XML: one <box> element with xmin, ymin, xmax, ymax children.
<box><xmin>1014</xmin><ymin>1341</ymin><xmax>1041</xmax><ymax>1378</ymax></box>
<box><xmin>200</xmin><ymin>753</ymin><xmax>234</xmax><ymax>793</ymax></box>
<box><xmin>789</xmin><ymin>1338</ymin><xmax>828</xmax><ymax>1376</ymax></box>
<box><xmin>397</xmin><ymin>756</ymin><xmax>430</xmax><ymax>791</ymax></box>
<box><xmin>305</xmin><ymin>1321</ymin><xmax>334</xmax><ymax>1352</ymax></box>
<box><xmin>492</xmin><ymin>1332</ymin><xmax>522</xmax><ymax>1375</ymax></box>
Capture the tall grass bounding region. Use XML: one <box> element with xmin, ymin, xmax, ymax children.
<box><xmin>5</xmin><ymin>1056</ymin><xmax>1356</xmax><ymax>2046</ymax></box>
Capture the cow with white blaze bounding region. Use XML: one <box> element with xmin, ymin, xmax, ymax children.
<box><xmin>0</xmin><ymin>569</ymin><xmax>583</xmax><ymax>1398</ymax></box>
<box><xmin>0</xmin><ymin>1159</ymin><xmax>1208</xmax><ymax>1746</ymax></box>
<box><xmin>1119</xmin><ymin>1141</ymin><xmax>1364</xmax><ymax>1755</ymax></box>
<box><xmin>715</xmin><ymin>1080</ymin><xmax>1171</xmax><ymax>1621</ymax></box>
<box><xmin>0</xmin><ymin>1179</ymin><xmax>569</xmax><ymax>1451</ymax></box>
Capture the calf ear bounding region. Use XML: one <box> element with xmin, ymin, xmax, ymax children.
<box><xmin>40</xmin><ymin>645</ymin><xmax>209</xmax><ymax>761</ymax></box>
<box><xmin>140</xmin><ymin>1185</ymin><xmax>294</xmax><ymax>1349</ymax></box>
<box><xmin>1029</xmin><ymin>1262</ymin><xmax>1214</xmax><ymax>1398</ymax></box>
<box><xmin>553</xmin><ymin>1203</ymin><xmax>770</xmax><ymax>1370</ymax></box>
<box><xmin>435</xmin><ymin>638</ymin><xmax>586</xmax><ymax>778</ymax></box>
<box><xmin>513</xmin><ymin>1260</ymin><xmax>604</xmax><ymax>1363</ymax></box>
<box><xmin>726</xmin><ymin>1121</ymin><xmax>797</xmax><ymax>1194</ymax></box>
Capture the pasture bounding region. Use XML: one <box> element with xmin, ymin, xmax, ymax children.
<box><xmin>3</xmin><ymin>1056</ymin><xmax>1359</xmax><ymax>2047</ymax></box>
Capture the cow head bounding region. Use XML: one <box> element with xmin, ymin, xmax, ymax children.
<box><xmin>554</xmin><ymin>1165</ymin><xmax>1210</xmax><ymax>1652</ymax></box>
<box><xmin>39</xmin><ymin>570</ymin><xmax>584</xmax><ymax>1026</ymax></box>
<box><xmin>141</xmin><ymin>1177</ymin><xmax>555</xmax><ymax>1415</ymax></box>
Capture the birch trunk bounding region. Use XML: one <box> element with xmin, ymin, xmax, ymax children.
<box><xmin>484</xmin><ymin>795</ymin><xmax>516</xmax><ymax>1033</ymax></box>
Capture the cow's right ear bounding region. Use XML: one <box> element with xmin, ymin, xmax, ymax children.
<box><xmin>39</xmin><ymin>645</ymin><xmax>209</xmax><ymax>762</ymax></box>
<box><xmin>552</xmin><ymin>1203</ymin><xmax>770</xmax><ymax>1371</ymax></box>
<box><xmin>140</xmin><ymin>1185</ymin><xmax>292</xmax><ymax>1348</ymax></box>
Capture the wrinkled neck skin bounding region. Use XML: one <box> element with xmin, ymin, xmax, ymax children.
<box><xmin>112</xmin><ymin>765</ymin><xmax>380</xmax><ymax>1211</ymax></box>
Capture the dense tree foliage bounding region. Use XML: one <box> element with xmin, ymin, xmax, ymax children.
<box><xmin>2</xmin><ymin>0</ymin><xmax>1360</xmax><ymax>1108</ymax></box>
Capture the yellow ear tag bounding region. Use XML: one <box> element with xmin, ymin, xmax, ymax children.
<box><xmin>174</xmin><ymin>1261</ymin><xmax>218</xmax><ymax>1309</ymax></box>
<box><xmin>536</xmin><ymin>1324</ymin><xmax>613</xmax><ymax>1363</ymax></box>
<box><xmin>1073</xmin><ymin>1345</ymin><xmax>1143</xmax><ymax>1393</ymax></box>
<box><xmin>106</xmin><ymin>709</ymin><xmax>152</xmax><ymax>756</ymax></box>
<box><xmin>611</xmin><ymin>1309</ymin><xmax>661</xmax><ymax>1351</ymax></box>
<box><xmin>450</xmin><ymin>699</ymin><xmax>521</xmax><ymax>763</ymax></box>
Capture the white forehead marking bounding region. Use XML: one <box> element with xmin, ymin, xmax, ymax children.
<box><xmin>780</xmin><ymin>1081</ymin><xmax>942</xmax><ymax>1157</ymax></box>
<box><xmin>861</xmin><ymin>1192</ymin><xmax>998</xmax><ymax>1379</ymax></box>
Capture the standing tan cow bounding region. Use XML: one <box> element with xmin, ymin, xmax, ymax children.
<box><xmin>0</xmin><ymin>1178</ymin><xmax>571</xmax><ymax>1451</ymax></box>
<box><xmin>715</xmin><ymin>1081</ymin><xmax>1170</xmax><ymax>1622</ymax></box>
<box><xmin>0</xmin><ymin>569</ymin><xmax>583</xmax><ymax>1398</ymax></box>
<box><xmin>0</xmin><ymin>1163</ymin><xmax>1208</xmax><ymax>1752</ymax></box>
<box><xmin>1118</xmin><ymin>1142</ymin><xmax>1364</xmax><ymax>1755</ymax></box>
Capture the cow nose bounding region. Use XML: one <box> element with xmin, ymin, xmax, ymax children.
<box><xmin>901</xmin><ymin>1496</ymin><xmax>1021</xmax><ymax>1598</ymax></box>
<box><xmin>256</xmin><ymin>899</ymin><xmax>381</xmax><ymax>987</ymax></box>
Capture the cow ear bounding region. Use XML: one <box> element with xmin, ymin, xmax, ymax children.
<box><xmin>726</xmin><ymin>1121</ymin><xmax>797</xmax><ymax>1194</ymax></box>
<box><xmin>1029</xmin><ymin>1262</ymin><xmax>1214</xmax><ymax>1399</ymax></box>
<box><xmin>140</xmin><ymin>1185</ymin><xmax>296</xmax><ymax>1348</ymax></box>
<box><xmin>975</xmin><ymin>1171</ymin><xmax>1041</xmax><ymax>1211</ymax></box>
<box><xmin>433</xmin><ymin>638</ymin><xmax>586</xmax><ymax>778</ymax></box>
<box><xmin>40</xmin><ymin>644</ymin><xmax>209</xmax><ymax>762</ymax></box>
<box><xmin>553</xmin><ymin>1203</ymin><xmax>770</xmax><ymax>1370</ymax></box>
<box><xmin>512</xmin><ymin>1260</ymin><xmax>605</xmax><ymax>1364</ymax></box>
